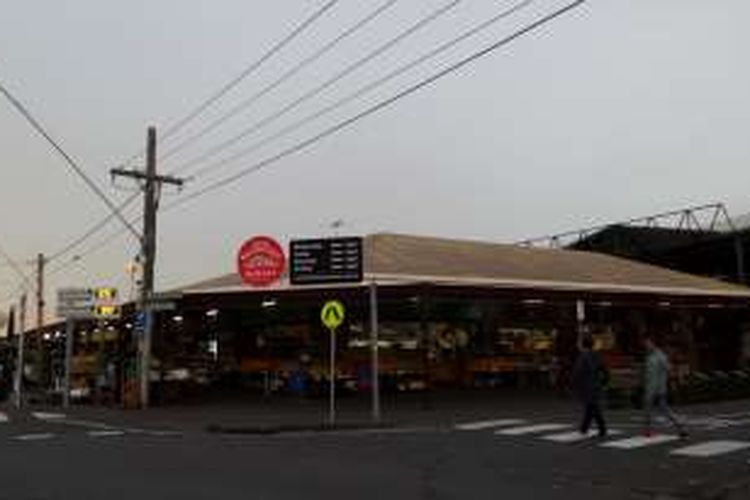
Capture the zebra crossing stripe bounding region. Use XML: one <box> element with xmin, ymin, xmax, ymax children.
<box><xmin>601</xmin><ymin>434</ymin><xmax>679</xmax><ymax>449</ymax></box>
<box><xmin>670</xmin><ymin>440</ymin><xmax>750</xmax><ymax>458</ymax></box>
<box><xmin>32</xmin><ymin>412</ymin><xmax>66</xmax><ymax>421</ymax></box>
<box><xmin>496</xmin><ymin>423</ymin><xmax>569</xmax><ymax>436</ymax></box>
<box><xmin>542</xmin><ymin>429</ymin><xmax>623</xmax><ymax>443</ymax></box>
<box><xmin>88</xmin><ymin>430</ymin><xmax>126</xmax><ymax>438</ymax></box>
<box><xmin>13</xmin><ymin>433</ymin><xmax>55</xmax><ymax>441</ymax></box>
<box><xmin>455</xmin><ymin>419</ymin><xmax>525</xmax><ymax>431</ymax></box>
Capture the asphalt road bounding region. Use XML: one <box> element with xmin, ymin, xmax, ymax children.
<box><xmin>1</xmin><ymin>406</ymin><xmax>750</xmax><ymax>499</ymax></box>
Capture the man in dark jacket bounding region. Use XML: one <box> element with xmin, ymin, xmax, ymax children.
<box><xmin>572</xmin><ymin>335</ymin><xmax>608</xmax><ymax>437</ymax></box>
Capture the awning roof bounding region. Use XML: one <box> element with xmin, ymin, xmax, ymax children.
<box><xmin>176</xmin><ymin>233</ymin><xmax>750</xmax><ymax>299</ymax></box>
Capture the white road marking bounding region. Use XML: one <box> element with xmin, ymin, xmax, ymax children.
<box><xmin>32</xmin><ymin>412</ymin><xmax>66</xmax><ymax>421</ymax></box>
<box><xmin>455</xmin><ymin>419</ymin><xmax>526</xmax><ymax>431</ymax></box>
<box><xmin>122</xmin><ymin>428</ymin><xmax>182</xmax><ymax>437</ymax></box>
<box><xmin>542</xmin><ymin>429</ymin><xmax>623</xmax><ymax>443</ymax></box>
<box><xmin>0</xmin><ymin>412</ymin><xmax>9</xmax><ymax>423</ymax></box>
<box><xmin>670</xmin><ymin>440</ymin><xmax>750</xmax><ymax>458</ymax></box>
<box><xmin>496</xmin><ymin>423</ymin><xmax>569</xmax><ymax>436</ymax></box>
<box><xmin>13</xmin><ymin>433</ymin><xmax>56</xmax><ymax>441</ymax></box>
<box><xmin>601</xmin><ymin>434</ymin><xmax>679</xmax><ymax>449</ymax></box>
<box><xmin>88</xmin><ymin>430</ymin><xmax>125</xmax><ymax>438</ymax></box>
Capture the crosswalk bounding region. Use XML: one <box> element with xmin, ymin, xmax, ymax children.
<box><xmin>455</xmin><ymin>417</ymin><xmax>750</xmax><ymax>460</ymax></box>
<box><xmin>0</xmin><ymin>410</ymin><xmax>181</xmax><ymax>442</ymax></box>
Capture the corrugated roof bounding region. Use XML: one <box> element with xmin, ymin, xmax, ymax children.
<box><xmin>177</xmin><ymin>233</ymin><xmax>750</xmax><ymax>298</ymax></box>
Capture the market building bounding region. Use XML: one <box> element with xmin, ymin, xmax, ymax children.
<box><xmin>16</xmin><ymin>232</ymin><xmax>750</xmax><ymax>407</ymax></box>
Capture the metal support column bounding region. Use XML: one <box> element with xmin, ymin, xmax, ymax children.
<box><xmin>369</xmin><ymin>282</ymin><xmax>381</xmax><ymax>422</ymax></box>
<box><xmin>62</xmin><ymin>318</ymin><xmax>74</xmax><ymax>408</ymax></box>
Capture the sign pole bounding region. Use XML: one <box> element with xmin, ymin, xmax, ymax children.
<box><xmin>63</xmin><ymin>318</ymin><xmax>74</xmax><ymax>409</ymax></box>
<box><xmin>321</xmin><ymin>300</ymin><xmax>345</xmax><ymax>427</ymax></box>
<box><xmin>329</xmin><ymin>327</ymin><xmax>336</xmax><ymax>426</ymax></box>
<box><xmin>369</xmin><ymin>282</ymin><xmax>380</xmax><ymax>422</ymax></box>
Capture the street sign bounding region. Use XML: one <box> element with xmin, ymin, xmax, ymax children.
<box><xmin>321</xmin><ymin>300</ymin><xmax>345</xmax><ymax>331</ymax></box>
<box><xmin>320</xmin><ymin>299</ymin><xmax>346</xmax><ymax>427</ymax></box>
<box><xmin>290</xmin><ymin>237</ymin><xmax>363</xmax><ymax>285</ymax></box>
<box><xmin>237</xmin><ymin>236</ymin><xmax>286</xmax><ymax>287</ymax></box>
<box><xmin>57</xmin><ymin>287</ymin><xmax>120</xmax><ymax>319</ymax></box>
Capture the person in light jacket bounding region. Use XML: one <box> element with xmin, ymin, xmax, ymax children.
<box><xmin>643</xmin><ymin>336</ymin><xmax>688</xmax><ymax>438</ymax></box>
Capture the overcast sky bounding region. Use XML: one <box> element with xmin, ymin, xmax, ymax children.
<box><xmin>1</xmin><ymin>0</ymin><xmax>749</xmax><ymax>317</ymax></box>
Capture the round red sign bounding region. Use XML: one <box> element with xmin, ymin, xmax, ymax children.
<box><xmin>237</xmin><ymin>236</ymin><xmax>286</xmax><ymax>287</ymax></box>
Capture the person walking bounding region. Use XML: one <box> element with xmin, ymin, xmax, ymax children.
<box><xmin>572</xmin><ymin>335</ymin><xmax>609</xmax><ymax>437</ymax></box>
<box><xmin>642</xmin><ymin>336</ymin><xmax>688</xmax><ymax>438</ymax></box>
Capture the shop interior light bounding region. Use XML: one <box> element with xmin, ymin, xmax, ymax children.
<box><xmin>708</xmin><ymin>303</ymin><xmax>724</xmax><ymax>309</ymax></box>
<box><xmin>173</xmin><ymin>315</ymin><xmax>184</xmax><ymax>323</ymax></box>
<box><xmin>262</xmin><ymin>299</ymin><xmax>277</xmax><ymax>308</ymax></box>
<box><xmin>598</xmin><ymin>301</ymin><xmax>612</xmax><ymax>307</ymax></box>
<box><xmin>205</xmin><ymin>309</ymin><xmax>219</xmax><ymax>318</ymax></box>
<box><xmin>522</xmin><ymin>298</ymin><xmax>545</xmax><ymax>305</ymax></box>
<box><xmin>54</xmin><ymin>331</ymin><xmax>62</xmax><ymax>339</ymax></box>
<box><xmin>43</xmin><ymin>333</ymin><xmax>52</xmax><ymax>341</ymax></box>
<box><xmin>125</xmin><ymin>323</ymin><xmax>133</xmax><ymax>329</ymax></box>
<box><xmin>658</xmin><ymin>301</ymin><xmax>671</xmax><ymax>308</ymax></box>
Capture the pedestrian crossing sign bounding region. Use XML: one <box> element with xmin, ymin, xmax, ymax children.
<box><xmin>321</xmin><ymin>300</ymin><xmax>345</xmax><ymax>331</ymax></box>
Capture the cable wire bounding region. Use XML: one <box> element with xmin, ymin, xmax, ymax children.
<box><xmin>46</xmin><ymin>192</ymin><xmax>142</xmax><ymax>262</ymax></box>
<box><xmin>161</xmin><ymin>0</ymin><xmax>341</xmax><ymax>142</ymax></box>
<box><xmin>171</xmin><ymin>0</ymin><xmax>463</xmax><ymax>175</ymax></box>
<box><xmin>160</xmin><ymin>0</ymin><xmax>400</xmax><ymax>163</ymax></box>
<box><xmin>0</xmin><ymin>241</ymin><xmax>32</xmax><ymax>291</ymax></box>
<box><xmin>47</xmin><ymin>0</ymin><xmax>588</xmax><ymax>277</ymax></box>
<box><xmin>166</xmin><ymin>0</ymin><xmax>588</xmax><ymax>213</ymax></box>
<box><xmin>43</xmin><ymin>1</ymin><xmax>342</xmax><ymax>262</ymax></box>
<box><xmin>189</xmin><ymin>0</ymin><xmax>535</xmax><ymax>181</ymax></box>
<box><xmin>0</xmin><ymin>79</ymin><xmax>142</xmax><ymax>241</ymax></box>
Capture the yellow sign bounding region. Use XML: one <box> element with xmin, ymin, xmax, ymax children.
<box><xmin>321</xmin><ymin>300</ymin><xmax>345</xmax><ymax>331</ymax></box>
<box><xmin>94</xmin><ymin>287</ymin><xmax>118</xmax><ymax>301</ymax></box>
<box><xmin>94</xmin><ymin>304</ymin><xmax>121</xmax><ymax>318</ymax></box>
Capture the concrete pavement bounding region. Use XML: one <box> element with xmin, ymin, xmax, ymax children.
<box><xmin>0</xmin><ymin>396</ymin><xmax>748</xmax><ymax>498</ymax></box>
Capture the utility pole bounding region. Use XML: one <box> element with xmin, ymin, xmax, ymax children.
<box><xmin>14</xmin><ymin>294</ymin><xmax>27</xmax><ymax>409</ymax></box>
<box><xmin>35</xmin><ymin>253</ymin><xmax>46</xmax><ymax>389</ymax></box>
<box><xmin>36</xmin><ymin>253</ymin><xmax>45</xmax><ymax>332</ymax></box>
<box><xmin>111</xmin><ymin>127</ymin><xmax>183</xmax><ymax>408</ymax></box>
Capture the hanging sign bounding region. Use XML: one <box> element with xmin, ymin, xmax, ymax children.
<box><xmin>237</xmin><ymin>236</ymin><xmax>286</xmax><ymax>287</ymax></box>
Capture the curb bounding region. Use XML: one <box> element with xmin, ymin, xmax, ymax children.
<box><xmin>205</xmin><ymin>422</ymin><xmax>396</xmax><ymax>435</ymax></box>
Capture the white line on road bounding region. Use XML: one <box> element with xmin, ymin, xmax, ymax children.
<box><xmin>541</xmin><ymin>429</ymin><xmax>623</xmax><ymax>443</ymax></box>
<box><xmin>601</xmin><ymin>434</ymin><xmax>679</xmax><ymax>450</ymax></box>
<box><xmin>670</xmin><ymin>440</ymin><xmax>750</xmax><ymax>458</ymax></box>
<box><xmin>455</xmin><ymin>419</ymin><xmax>526</xmax><ymax>431</ymax></box>
<box><xmin>496</xmin><ymin>423</ymin><xmax>569</xmax><ymax>436</ymax></box>
<box><xmin>88</xmin><ymin>430</ymin><xmax>126</xmax><ymax>438</ymax></box>
<box><xmin>32</xmin><ymin>412</ymin><xmax>66</xmax><ymax>421</ymax></box>
<box><xmin>13</xmin><ymin>433</ymin><xmax>56</xmax><ymax>441</ymax></box>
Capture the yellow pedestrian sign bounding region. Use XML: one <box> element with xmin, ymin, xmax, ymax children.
<box><xmin>321</xmin><ymin>300</ymin><xmax>345</xmax><ymax>331</ymax></box>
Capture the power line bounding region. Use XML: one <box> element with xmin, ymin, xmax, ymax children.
<box><xmin>161</xmin><ymin>0</ymin><xmax>342</xmax><ymax>142</ymax></box>
<box><xmin>165</xmin><ymin>0</ymin><xmax>588</xmax><ymax>213</ymax></box>
<box><xmin>0</xmin><ymin>79</ymin><xmax>142</xmax><ymax>242</ymax></box>
<box><xmin>45</xmin><ymin>0</ymin><xmax>588</xmax><ymax>277</ymax></box>
<box><xmin>159</xmin><ymin>0</ymin><xmax>400</xmax><ymax>163</ymax></box>
<box><xmin>47</xmin><ymin>219</ymin><xmax>140</xmax><ymax>278</ymax></box>
<box><xmin>43</xmin><ymin>1</ymin><xmax>343</xmax><ymax>263</ymax></box>
<box><xmin>0</xmin><ymin>241</ymin><xmax>32</xmax><ymax>291</ymax></box>
<box><xmin>189</xmin><ymin>0</ymin><xmax>535</xmax><ymax>181</ymax></box>
<box><xmin>46</xmin><ymin>192</ymin><xmax>141</xmax><ymax>262</ymax></box>
<box><xmin>171</xmin><ymin>0</ymin><xmax>463</xmax><ymax>175</ymax></box>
